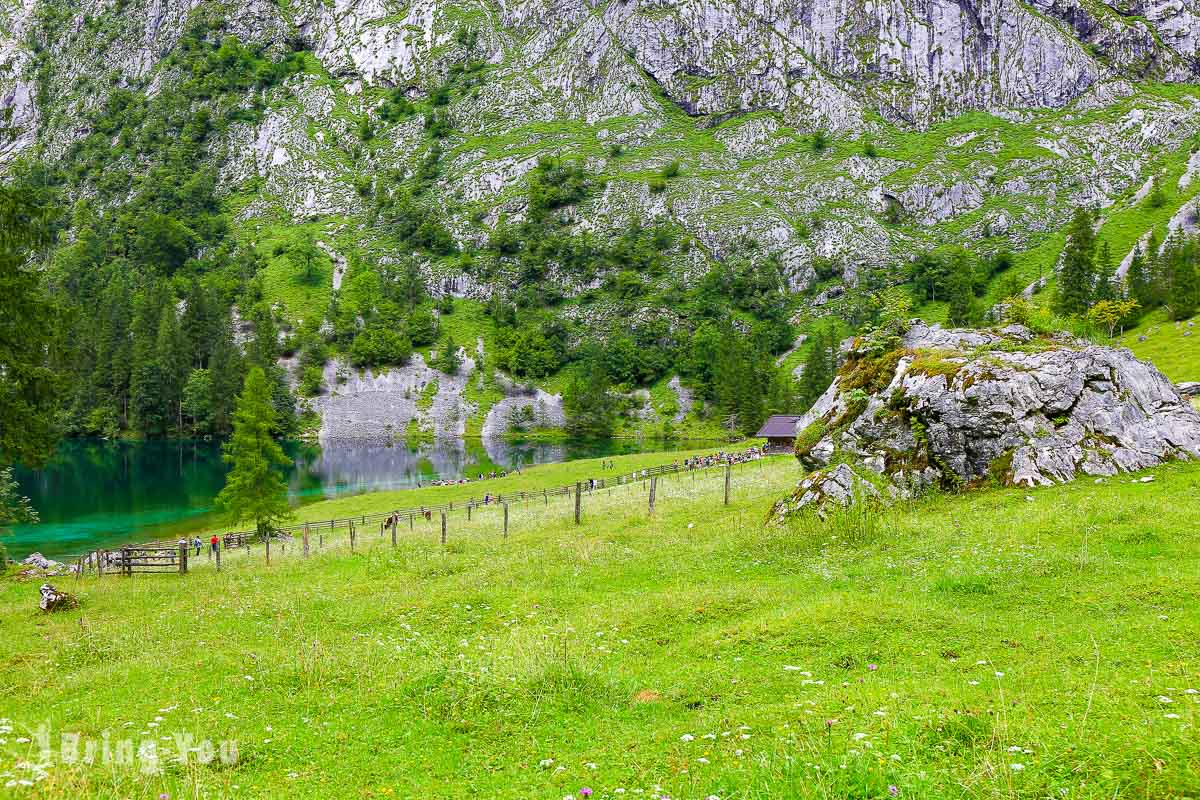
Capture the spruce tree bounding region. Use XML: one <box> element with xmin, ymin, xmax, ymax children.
<box><xmin>1094</xmin><ymin>240</ymin><xmax>1117</xmax><ymax>302</ymax></box>
<box><xmin>436</xmin><ymin>333</ymin><xmax>461</xmax><ymax>375</ymax></box>
<box><xmin>215</xmin><ymin>367</ymin><xmax>293</xmax><ymax>540</ymax></box>
<box><xmin>946</xmin><ymin>254</ymin><xmax>976</xmax><ymax>327</ymax></box>
<box><xmin>1127</xmin><ymin>246</ymin><xmax>1153</xmax><ymax>310</ymax></box>
<box><xmin>797</xmin><ymin>330</ymin><xmax>832</xmax><ymax>409</ymax></box>
<box><xmin>181</xmin><ymin>280</ymin><xmax>217</xmax><ymax>368</ymax></box>
<box><xmin>209</xmin><ymin>315</ymin><xmax>244</xmax><ymax>436</ymax></box>
<box><xmin>0</xmin><ymin>185</ymin><xmax>61</xmax><ymax>541</ymax></box>
<box><xmin>1057</xmin><ymin>206</ymin><xmax>1097</xmax><ymax>316</ymax></box>
<box><xmin>1172</xmin><ymin>246</ymin><xmax>1199</xmax><ymax>321</ymax></box>
<box><xmin>156</xmin><ymin>308</ymin><xmax>188</xmax><ymax>435</ymax></box>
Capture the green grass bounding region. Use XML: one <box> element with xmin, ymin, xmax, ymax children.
<box><xmin>252</xmin><ymin>223</ymin><xmax>335</xmax><ymax>326</ymax></box>
<box><xmin>3</xmin><ymin>450</ymin><xmax>1200</xmax><ymax>798</ymax></box>
<box><xmin>1115</xmin><ymin>310</ymin><xmax>1200</xmax><ymax>382</ymax></box>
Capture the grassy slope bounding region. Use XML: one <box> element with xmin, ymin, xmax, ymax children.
<box><xmin>2</xmin><ymin>453</ymin><xmax>1199</xmax><ymax>798</ymax></box>
<box><xmin>1114</xmin><ymin>309</ymin><xmax>1200</xmax><ymax>383</ymax></box>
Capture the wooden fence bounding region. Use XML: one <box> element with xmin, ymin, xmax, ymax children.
<box><xmin>69</xmin><ymin>451</ymin><xmax>777</xmax><ymax>578</ymax></box>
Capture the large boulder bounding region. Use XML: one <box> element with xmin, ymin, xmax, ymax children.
<box><xmin>793</xmin><ymin>322</ymin><xmax>1200</xmax><ymax>489</ymax></box>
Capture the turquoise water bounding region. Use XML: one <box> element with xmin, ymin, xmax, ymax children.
<box><xmin>5</xmin><ymin>438</ymin><xmax>702</xmax><ymax>560</ymax></box>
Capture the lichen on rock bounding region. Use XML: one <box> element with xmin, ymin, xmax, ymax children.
<box><xmin>790</xmin><ymin>320</ymin><xmax>1200</xmax><ymax>491</ymax></box>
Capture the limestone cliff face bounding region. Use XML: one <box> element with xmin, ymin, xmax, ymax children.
<box><xmin>2</xmin><ymin>0</ymin><xmax>1199</xmax><ymax>287</ymax></box>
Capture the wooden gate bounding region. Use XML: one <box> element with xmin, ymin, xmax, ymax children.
<box><xmin>113</xmin><ymin>545</ymin><xmax>185</xmax><ymax>576</ymax></box>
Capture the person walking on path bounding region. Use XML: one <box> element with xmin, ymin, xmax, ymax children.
<box><xmin>210</xmin><ymin>535</ymin><xmax>219</xmax><ymax>555</ymax></box>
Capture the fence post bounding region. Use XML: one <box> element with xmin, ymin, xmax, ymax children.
<box><xmin>574</xmin><ymin>482</ymin><xmax>582</xmax><ymax>525</ymax></box>
<box><xmin>215</xmin><ymin>543</ymin><xmax>222</xmax><ymax>573</ymax></box>
<box><xmin>303</xmin><ymin>525</ymin><xmax>310</xmax><ymax>558</ymax></box>
<box><xmin>391</xmin><ymin>519</ymin><xmax>397</xmax><ymax>547</ymax></box>
<box><xmin>319</xmin><ymin>533</ymin><xmax>324</xmax><ymax>549</ymax></box>
<box><xmin>468</xmin><ymin>503</ymin><xmax>472</xmax><ymax>521</ymax></box>
<box><xmin>266</xmin><ymin>536</ymin><xmax>271</xmax><ymax>565</ymax></box>
<box><xmin>649</xmin><ymin>476</ymin><xmax>657</xmax><ymax>514</ymax></box>
<box><xmin>503</xmin><ymin>502</ymin><xmax>509</xmax><ymax>539</ymax></box>
<box><xmin>97</xmin><ymin>550</ymin><xmax>105</xmax><ymax>578</ymax></box>
<box><xmin>409</xmin><ymin>513</ymin><xmax>414</xmax><ymax>531</ymax></box>
<box><xmin>725</xmin><ymin>463</ymin><xmax>732</xmax><ymax>506</ymax></box>
<box><xmin>179</xmin><ymin>542</ymin><xmax>188</xmax><ymax>575</ymax></box>
<box><xmin>122</xmin><ymin>547</ymin><xmax>130</xmax><ymax>577</ymax></box>
<box><xmin>440</xmin><ymin>512</ymin><xmax>447</xmax><ymax>545</ymax></box>
<box><xmin>350</xmin><ymin>522</ymin><xmax>356</xmax><ymax>553</ymax></box>
<box><xmin>544</xmin><ymin>489</ymin><xmax>548</xmax><ymax>505</ymax></box>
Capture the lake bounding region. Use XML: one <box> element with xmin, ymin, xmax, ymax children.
<box><xmin>5</xmin><ymin>437</ymin><xmax>705</xmax><ymax>560</ymax></box>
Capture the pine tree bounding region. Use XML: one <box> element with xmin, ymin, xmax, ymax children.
<box><xmin>436</xmin><ymin>333</ymin><xmax>461</xmax><ymax>375</ymax></box>
<box><xmin>215</xmin><ymin>367</ymin><xmax>294</xmax><ymax>540</ymax></box>
<box><xmin>945</xmin><ymin>253</ymin><xmax>976</xmax><ymax>327</ymax></box>
<box><xmin>1172</xmin><ymin>243</ymin><xmax>1199</xmax><ymax>321</ymax></box>
<box><xmin>1127</xmin><ymin>246</ymin><xmax>1153</xmax><ymax>310</ymax></box>
<box><xmin>1145</xmin><ymin>231</ymin><xmax>1165</xmax><ymax>308</ymax></box>
<box><xmin>209</xmin><ymin>315</ymin><xmax>244</xmax><ymax>437</ymax></box>
<box><xmin>181</xmin><ymin>280</ymin><xmax>217</xmax><ymax>369</ymax></box>
<box><xmin>797</xmin><ymin>329</ymin><xmax>833</xmax><ymax>409</ymax></box>
<box><xmin>130</xmin><ymin>284</ymin><xmax>171</xmax><ymax>435</ymax></box>
<box><xmin>1056</xmin><ymin>206</ymin><xmax>1096</xmax><ymax>316</ymax></box>
<box><xmin>156</xmin><ymin>308</ymin><xmax>188</xmax><ymax>435</ymax></box>
<box><xmin>1094</xmin><ymin>240</ymin><xmax>1117</xmax><ymax>302</ymax></box>
<box><xmin>248</xmin><ymin>303</ymin><xmax>279</xmax><ymax>370</ymax></box>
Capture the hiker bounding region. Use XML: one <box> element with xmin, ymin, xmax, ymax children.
<box><xmin>192</xmin><ymin>537</ymin><xmax>202</xmax><ymax>557</ymax></box>
<box><xmin>210</xmin><ymin>535</ymin><xmax>219</xmax><ymax>555</ymax></box>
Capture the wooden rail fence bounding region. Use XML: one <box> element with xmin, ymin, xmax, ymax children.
<box><xmin>68</xmin><ymin>452</ymin><xmax>777</xmax><ymax>578</ymax></box>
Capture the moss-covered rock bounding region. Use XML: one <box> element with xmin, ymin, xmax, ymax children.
<box><xmin>789</xmin><ymin>320</ymin><xmax>1200</xmax><ymax>490</ymax></box>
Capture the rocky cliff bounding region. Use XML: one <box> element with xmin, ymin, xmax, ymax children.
<box><xmin>3</xmin><ymin>0</ymin><xmax>1200</xmax><ymax>281</ymax></box>
<box><xmin>3</xmin><ymin>1</ymin><xmax>1200</xmax><ymax>441</ymax></box>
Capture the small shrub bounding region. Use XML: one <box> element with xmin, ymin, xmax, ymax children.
<box><xmin>661</xmin><ymin>160</ymin><xmax>681</xmax><ymax>179</ymax></box>
<box><xmin>648</xmin><ymin>178</ymin><xmax>667</xmax><ymax>194</ymax></box>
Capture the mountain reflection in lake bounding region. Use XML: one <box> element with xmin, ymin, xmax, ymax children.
<box><xmin>6</xmin><ymin>437</ymin><xmax>705</xmax><ymax>559</ymax></box>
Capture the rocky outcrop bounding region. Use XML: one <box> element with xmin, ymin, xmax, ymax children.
<box><xmin>39</xmin><ymin>584</ymin><xmax>78</xmax><ymax>613</ymax></box>
<box><xmin>793</xmin><ymin>321</ymin><xmax>1200</xmax><ymax>490</ymax></box>
<box><xmin>768</xmin><ymin>463</ymin><xmax>879</xmax><ymax>522</ymax></box>
<box><xmin>16</xmin><ymin>553</ymin><xmax>73</xmax><ymax>578</ymax></box>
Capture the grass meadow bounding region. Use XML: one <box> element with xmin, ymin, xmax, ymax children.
<box><xmin>1</xmin><ymin>453</ymin><xmax>1199</xmax><ymax>799</ymax></box>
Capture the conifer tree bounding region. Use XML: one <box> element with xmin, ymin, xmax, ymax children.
<box><xmin>1127</xmin><ymin>246</ymin><xmax>1153</xmax><ymax>310</ymax></box>
<box><xmin>797</xmin><ymin>329</ymin><xmax>833</xmax><ymax>409</ymax></box>
<box><xmin>436</xmin><ymin>333</ymin><xmax>461</xmax><ymax>375</ymax></box>
<box><xmin>1094</xmin><ymin>240</ymin><xmax>1117</xmax><ymax>302</ymax></box>
<box><xmin>215</xmin><ymin>367</ymin><xmax>293</xmax><ymax>541</ymax></box>
<box><xmin>0</xmin><ymin>185</ymin><xmax>61</xmax><ymax>533</ymax></box>
<box><xmin>945</xmin><ymin>253</ymin><xmax>976</xmax><ymax>326</ymax></box>
<box><xmin>1056</xmin><ymin>206</ymin><xmax>1096</xmax><ymax>316</ymax></box>
<box><xmin>156</xmin><ymin>308</ymin><xmax>188</xmax><ymax>434</ymax></box>
<box><xmin>1172</xmin><ymin>245</ymin><xmax>1199</xmax><ymax>321</ymax></box>
<box><xmin>208</xmin><ymin>315</ymin><xmax>244</xmax><ymax>437</ymax></box>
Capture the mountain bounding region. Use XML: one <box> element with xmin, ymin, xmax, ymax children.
<box><xmin>1</xmin><ymin>0</ymin><xmax>1199</xmax><ymax>442</ymax></box>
